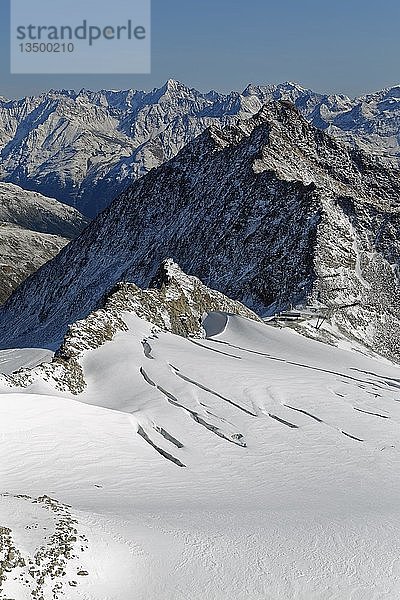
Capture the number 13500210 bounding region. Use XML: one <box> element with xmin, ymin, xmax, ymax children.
<box><xmin>19</xmin><ymin>42</ymin><xmax>75</xmax><ymax>53</ymax></box>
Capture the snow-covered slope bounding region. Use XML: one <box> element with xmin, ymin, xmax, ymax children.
<box><xmin>1</xmin><ymin>286</ymin><xmax>400</xmax><ymax>598</ymax></box>
<box><xmin>0</xmin><ymin>347</ymin><xmax>53</xmax><ymax>374</ymax></box>
<box><xmin>1</xmin><ymin>102</ymin><xmax>399</xmax><ymax>363</ymax></box>
<box><xmin>0</xmin><ymin>260</ymin><xmax>260</xmax><ymax>393</ymax></box>
<box><xmin>0</xmin><ymin>183</ymin><xmax>88</xmax><ymax>304</ymax></box>
<box><xmin>0</xmin><ymin>182</ymin><xmax>87</xmax><ymax>237</ymax></box>
<box><xmin>0</xmin><ymin>81</ymin><xmax>399</xmax><ymax>216</ymax></box>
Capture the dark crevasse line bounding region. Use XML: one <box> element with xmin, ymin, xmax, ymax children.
<box><xmin>208</xmin><ymin>340</ymin><xmax>388</xmax><ymax>389</ymax></box>
<box><xmin>188</xmin><ymin>339</ymin><xmax>242</xmax><ymax>360</ymax></box>
<box><xmin>139</xmin><ymin>368</ymin><xmax>247</xmax><ymax>447</ymax></box>
<box><xmin>142</xmin><ymin>339</ymin><xmax>154</xmax><ymax>359</ymax></box>
<box><xmin>153</xmin><ymin>425</ymin><xmax>184</xmax><ymax>448</ymax></box>
<box><xmin>190</xmin><ymin>413</ymin><xmax>246</xmax><ymax>447</ymax></box>
<box><xmin>350</xmin><ymin>368</ymin><xmax>400</xmax><ymax>385</ymax></box>
<box><xmin>157</xmin><ymin>384</ymin><xmax>247</xmax><ymax>447</ymax></box>
<box><xmin>354</xmin><ymin>407</ymin><xmax>390</xmax><ymax>419</ymax></box>
<box><xmin>140</xmin><ymin>366</ymin><xmax>156</xmax><ymax>386</ymax></box>
<box><xmin>268</xmin><ymin>413</ymin><xmax>299</xmax><ymax>429</ymax></box>
<box><xmin>283</xmin><ymin>404</ymin><xmax>324</xmax><ymax>423</ymax></box>
<box><xmin>210</xmin><ymin>339</ymin><xmax>272</xmax><ymax>358</ymax></box>
<box><xmin>137</xmin><ymin>425</ymin><xmax>186</xmax><ymax>468</ymax></box>
<box><xmin>169</xmin><ymin>365</ymin><xmax>257</xmax><ymax>417</ymax></box>
<box><xmin>341</xmin><ymin>430</ymin><xmax>364</xmax><ymax>442</ymax></box>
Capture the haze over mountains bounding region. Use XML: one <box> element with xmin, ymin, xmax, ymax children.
<box><xmin>0</xmin><ymin>80</ymin><xmax>399</xmax><ymax>216</ymax></box>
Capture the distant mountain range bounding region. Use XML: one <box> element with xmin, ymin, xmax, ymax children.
<box><xmin>0</xmin><ymin>80</ymin><xmax>399</xmax><ymax>217</ymax></box>
<box><xmin>1</xmin><ymin>100</ymin><xmax>399</xmax><ymax>363</ymax></box>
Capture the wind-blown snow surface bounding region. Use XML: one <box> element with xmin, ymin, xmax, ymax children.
<box><xmin>0</xmin><ymin>347</ymin><xmax>53</xmax><ymax>374</ymax></box>
<box><xmin>1</xmin><ymin>313</ymin><xmax>400</xmax><ymax>599</ymax></box>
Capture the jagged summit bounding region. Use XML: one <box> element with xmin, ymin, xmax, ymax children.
<box><xmin>200</xmin><ymin>99</ymin><xmax>302</xmax><ymax>149</ymax></box>
<box><xmin>161</xmin><ymin>78</ymin><xmax>189</xmax><ymax>92</ymax></box>
<box><xmin>242</xmin><ymin>81</ymin><xmax>307</xmax><ymax>97</ymax></box>
<box><xmin>360</xmin><ymin>84</ymin><xmax>400</xmax><ymax>102</ymax></box>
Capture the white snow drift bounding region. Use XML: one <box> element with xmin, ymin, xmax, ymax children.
<box><xmin>1</xmin><ymin>311</ymin><xmax>400</xmax><ymax>599</ymax></box>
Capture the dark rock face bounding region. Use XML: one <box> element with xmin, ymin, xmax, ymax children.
<box><xmin>0</xmin><ymin>101</ymin><xmax>399</xmax><ymax>361</ymax></box>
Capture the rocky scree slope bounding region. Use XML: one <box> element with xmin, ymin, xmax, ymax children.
<box><xmin>0</xmin><ymin>101</ymin><xmax>400</xmax><ymax>360</ymax></box>
<box><xmin>0</xmin><ymin>81</ymin><xmax>400</xmax><ymax>216</ymax></box>
<box><xmin>0</xmin><ymin>182</ymin><xmax>87</xmax><ymax>304</ymax></box>
<box><xmin>0</xmin><ymin>260</ymin><xmax>259</xmax><ymax>393</ymax></box>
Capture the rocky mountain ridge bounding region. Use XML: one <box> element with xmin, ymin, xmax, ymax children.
<box><xmin>0</xmin><ymin>101</ymin><xmax>399</xmax><ymax>361</ymax></box>
<box><xmin>0</xmin><ymin>80</ymin><xmax>399</xmax><ymax>216</ymax></box>
<box><xmin>0</xmin><ymin>260</ymin><xmax>259</xmax><ymax>393</ymax></box>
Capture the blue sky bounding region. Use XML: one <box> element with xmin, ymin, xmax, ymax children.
<box><xmin>1</xmin><ymin>0</ymin><xmax>399</xmax><ymax>98</ymax></box>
